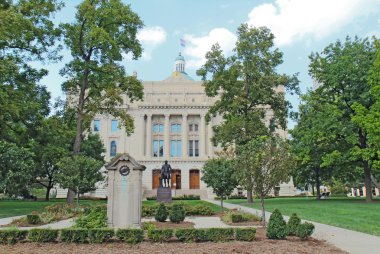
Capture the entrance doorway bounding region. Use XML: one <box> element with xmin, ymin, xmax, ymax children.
<box><xmin>171</xmin><ymin>169</ymin><xmax>181</xmax><ymax>189</ymax></box>
<box><xmin>189</xmin><ymin>169</ymin><xmax>200</xmax><ymax>189</ymax></box>
<box><xmin>152</xmin><ymin>170</ymin><xmax>160</xmax><ymax>189</ymax></box>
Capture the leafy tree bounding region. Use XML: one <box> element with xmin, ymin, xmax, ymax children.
<box><xmin>236</xmin><ymin>136</ymin><xmax>294</xmax><ymax>225</ymax></box>
<box><xmin>197</xmin><ymin>24</ymin><xmax>299</xmax><ymax>203</ymax></box>
<box><xmin>201</xmin><ymin>158</ymin><xmax>238</xmax><ymax>211</ymax></box>
<box><xmin>309</xmin><ymin>36</ymin><xmax>378</xmax><ymax>201</ymax></box>
<box><xmin>0</xmin><ymin>141</ymin><xmax>35</xmax><ymax>197</ymax></box>
<box><xmin>56</xmin><ymin>155</ymin><xmax>104</xmax><ymax>205</ymax></box>
<box><xmin>60</xmin><ymin>0</ymin><xmax>144</xmax><ymax>203</ymax></box>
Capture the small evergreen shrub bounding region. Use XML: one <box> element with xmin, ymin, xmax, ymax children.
<box><xmin>116</xmin><ymin>229</ymin><xmax>144</xmax><ymax>244</ymax></box>
<box><xmin>88</xmin><ymin>228</ymin><xmax>114</xmax><ymax>243</ymax></box>
<box><xmin>169</xmin><ymin>203</ymin><xmax>185</xmax><ymax>223</ymax></box>
<box><xmin>60</xmin><ymin>228</ymin><xmax>88</xmax><ymax>243</ymax></box>
<box><xmin>296</xmin><ymin>222</ymin><xmax>315</xmax><ymax>240</ymax></box>
<box><xmin>0</xmin><ymin>229</ymin><xmax>28</xmax><ymax>244</ymax></box>
<box><xmin>175</xmin><ymin>229</ymin><xmax>199</xmax><ymax>243</ymax></box>
<box><xmin>231</xmin><ymin>214</ymin><xmax>244</xmax><ymax>223</ymax></box>
<box><xmin>28</xmin><ymin>229</ymin><xmax>58</xmax><ymax>242</ymax></box>
<box><xmin>286</xmin><ymin>213</ymin><xmax>301</xmax><ymax>236</ymax></box>
<box><xmin>266</xmin><ymin>209</ymin><xmax>287</xmax><ymax>239</ymax></box>
<box><xmin>205</xmin><ymin>228</ymin><xmax>234</xmax><ymax>242</ymax></box>
<box><xmin>75</xmin><ymin>205</ymin><xmax>107</xmax><ymax>228</ymax></box>
<box><xmin>147</xmin><ymin>229</ymin><xmax>173</xmax><ymax>242</ymax></box>
<box><xmin>27</xmin><ymin>214</ymin><xmax>41</xmax><ymax>225</ymax></box>
<box><xmin>155</xmin><ymin>203</ymin><xmax>168</xmax><ymax>222</ymax></box>
<box><xmin>235</xmin><ymin>228</ymin><xmax>256</xmax><ymax>241</ymax></box>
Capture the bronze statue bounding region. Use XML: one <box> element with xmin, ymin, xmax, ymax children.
<box><xmin>160</xmin><ymin>160</ymin><xmax>172</xmax><ymax>188</ymax></box>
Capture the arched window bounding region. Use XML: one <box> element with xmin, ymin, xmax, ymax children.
<box><xmin>110</xmin><ymin>141</ymin><xmax>117</xmax><ymax>157</ymax></box>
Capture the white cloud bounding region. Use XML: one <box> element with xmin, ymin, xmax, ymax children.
<box><xmin>137</xmin><ymin>26</ymin><xmax>167</xmax><ymax>60</ymax></box>
<box><xmin>183</xmin><ymin>28</ymin><xmax>237</xmax><ymax>68</ymax></box>
<box><xmin>247</xmin><ymin>0</ymin><xmax>380</xmax><ymax>46</ymax></box>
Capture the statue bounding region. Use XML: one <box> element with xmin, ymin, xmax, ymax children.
<box><xmin>160</xmin><ymin>160</ymin><xmax>172</xmax><ymax>188</ymax></box>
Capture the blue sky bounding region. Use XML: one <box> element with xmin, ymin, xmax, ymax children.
<box><xmin>37</xmin><ymin>0</ymin><xmax>380</xmax><ymax>128</ymax></box>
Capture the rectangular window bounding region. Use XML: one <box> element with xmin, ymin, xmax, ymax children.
<box><xmin>153</xmin><ymin>140</ymin><xmax>159</xmax><ymax>157</ymax></box>
<box><xmin>159</xmin><ymin>140</ymin><xmax>164</xmax><ymax>157</ymax></box>
<box><xmin>177</xmin><ymin>140</ymin><xmax>182</xmax><ymax>158</ymax></box>
<box><xmin>153</xmin><ymin>124</ymin><xmax>159</xmax><ymax>133</ymax></box>
<box><xmin>171</xmin><ymin>140</ymin><xmax>176</xmax><ymax>157</ymax></box>
<box><xmin>111</xmin><ymin>119</ymin><xmax>118</xmax><ymax>132</ymax></box>
<box><xmin>159</xmin><ymin>124</ymin><xmax>164</xmax><ymax>133</ymax></box>
<box><xmin>194</xmin><ymin>140</ymin><xmax>199</xmax><ymax>157</ymax></box>
<box><xmin>153</xmin><ymin>140</ymin><xmax>164</xmax><ymax>157</ymax></box>
<box><xmin>194</xmin><ymin>124</ymin><xmax>199</xmax><ymax>132</ymax></box>
<box><xmin>189</xmin><ymin>124</ymin><xmax>193</xmax><ymax>132</ymax></box>
<box><xmin>171</xmin><ymin>124</ymin><xmax>177</xmax><ymax>133</ymax></box>
<box><xmin>94</xmin><ymin>120</ymin><xmax>100</xmax><ymax>132</ymax></box>
<box><xmin>189</xmin><ymin>140</ymin><xmax>193</xmax><ymax>157</ymax></box>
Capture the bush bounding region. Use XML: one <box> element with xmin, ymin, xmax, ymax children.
<box><xmin>221</xmin><ymin>210</ymin><xmax>259</xmax><ymax>223</ymax></box>
<box><xmin>155</xmin><ymin>203</ymin><xmax>168</xmax><ymax>222</ymax></box>
<box><xmin>296</xmin><ymin>222</ymin><xmax>315</xmax><ymax>240</ymax></box>
<box><xmin>116</xmin><ymin>229</ymin><xmax>144</xmax><ymax>244</ymax></box>
<box><xmin>231</xmin><ymin>214</ymin><xmax>244</xmax><ymax>223</ymax></box>
<box><xmin>175</xmin><ymin>229</ymin><xmax>199</xmax><ymax>243</ymax></box>
<box><xmin>28</xmin><ymin>229</ymin><xmax>58</xmax><ymax>242</ymax></box>
<box><xmin>60</xmin><ymin>228</ymin><xmax>88</xmax><ymax>243</ymax></box>
<box><xmin>147</xmin><ymin>229</ymin><xmax>173</xmax><ymax>242</ymax></box>
<box><xmin>26</xmin><ymin>214</ymin><xmax>41</xmax><ymax>225</ymax></box>
<box><xmin>0</xmin><ymin>229</ymin><xmax>28</xmax><ymax>244</ymax></box>
<box><xmin>146</xmin><ymin>196</ymin><xmax>156</xmax><ymax>200</ymax></box>
<box><xmin>141</xmin><ymin>222</ymin><xmax>156</xmax><ymax>231</ymax></box>
<box><xmin>286</xmin><ymin>213</ymin><xmax>301</xmax><ymax>236</ymax></box>
<box><xmin>88</xmin><ymin>229</ymin><xmax>114</xmax><ymax>243</ymax></box>
<box><xmin>185</xmin><ymin>204</ymin><xmax>214</xmax><ymax>216</ymax></box>
<box><xmin>266</xmin><ymin>209</ymin><xmax>287</xmax><ymax>239</ymax></box>
<box><xmin>235</xmin><ymin>228</ymin><xmax>256</xmax><ymax>241</ymax></box>
<box><xmin>75</xmin><ymin>205</ymin><xmax>107</xmax><ymax>228</ymax></box>
<box><xmin>142</xmin><ymin>205</ymin><xmax>158</xmax><ymax>217</ymax></box>
<box><xmin>228</xmin><ymin>195</ymin><xmax>247</xmax><ymax>199</ymax></box>
<box><xmin>205</xmin><ymin>228</ymin><xmax>234</xmax><ymax>242</ymax></box>
<box><xmin>169</xmin><ymin>203</ymin><xmax>185</xmax><ymax>223</ymax></box>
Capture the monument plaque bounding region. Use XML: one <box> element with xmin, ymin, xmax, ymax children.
<box><xmin>106</xmin><ymin>154</ymin><xmax>146</xmax><ymax>228</ymax></box>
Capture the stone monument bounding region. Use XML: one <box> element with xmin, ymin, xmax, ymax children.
<box><xmin>156</xmin><ymin>160</ymin><xmax>172</xmax><ymax>203</ymax></box>
<box><xmin>106</xmin><ymin>154</ymin><xmax>146</xmax><ymax>228</ymax></box>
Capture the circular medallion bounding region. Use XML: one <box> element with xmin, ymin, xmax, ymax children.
<box><xmin>119</xmin><ymin>165</ymin><xmax>130</xmax><ymax>176</ymax></box>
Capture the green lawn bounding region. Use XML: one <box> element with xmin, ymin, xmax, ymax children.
<box><xmin>226</xmin><ymin>197</ymin><xmax>380</xmax><ymax>236</ymax></box>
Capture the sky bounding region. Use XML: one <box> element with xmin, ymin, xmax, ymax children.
<box><xmin>36</xmin><ymin>0</ymin><xmax>380</xmax><ymax>129</ymax></box>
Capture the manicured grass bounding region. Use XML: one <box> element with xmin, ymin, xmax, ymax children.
<box><xmin>142</xmin><ymin>200</ymin><xmax>222</xmax><ymax>212</ymax></box>
<box><xmin>226</xmin><ymin>197</ymin><xmax>380</xmax><ymax>236</ymax></box>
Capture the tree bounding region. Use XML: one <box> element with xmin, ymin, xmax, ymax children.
<box><xmin>309</xmin><ymin>36</ymin><xmax>378</xmax><ymax>202</ymax></box>
<box><xmin>236</xmin><ymin>136</ymin><xmax>294</xmax><ymax>226</ymax></box>
<box><xmin>60</xmin><ymin>0</ymin><xmax>145</xmax><ymax>203</ymax></box>
<box><xmin>197</xmin><ymin>24</ymin><xmax>299</xmax><ymax>203</ymax></box>
<box><xmin>56</xmin><ymin>155</ymin><xmax>104</xmax><ymax>205</ymax></box>
<box><xmin>201</xmin><ymin>157</ymin><xmax>238</xmax><ymax>211</ymax></box>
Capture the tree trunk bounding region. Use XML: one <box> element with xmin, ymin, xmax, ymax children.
<box><xmin>220</xmin><ymin>196</ymin><xmax>224</xmax><ymax>212</ymax></box>
<box><xmin>315</xmin><ymin>167</ymin><xmax>321</xmax><ymax>200</ymax></box>
<box><xmin>45</xmin><ymin>186</ymin><xmax>51</xmax><ymax>201</ymax></box>
<box><xmin>358</xmin><ymin>128</ymin><xmax>372</xmax><ymax>202</ymax></box>
<box><xmin>311</xmin><ymin>183</ymin><xmax>315</xmax><ymax>196</ymax></box>
<box><xmin>260</xmin><ymin>193</ymin><xmax>266</xmax><ymax>227</ymax></box>
<box><xmin>246</xmin><ymin>189</ymin><xmax>253</xmax><ymax>204</ymax></box>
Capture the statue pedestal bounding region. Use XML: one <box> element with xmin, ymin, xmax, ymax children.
<box><xmin>157</xmin><ymin>187</ymin><xmax>172</xmax><ymax>203</ymax></box>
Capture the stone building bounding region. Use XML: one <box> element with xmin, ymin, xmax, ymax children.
<box><xmin>57</xmin><ymin>53</ymin><xmax>295</xmax><ymax>199</ymax></box>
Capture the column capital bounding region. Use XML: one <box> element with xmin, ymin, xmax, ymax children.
<box><xmin>146</xmin><ymin>113</ymin><xmax>153</xmax><ymax>117</ymax></box>
<box><xmin>164</xmin><ymin>113</ymin><xmax>170</xmax><ymax>118</ymax></box>
<box><xmin>182</xmin><ymin>113</ymin><xmax>188</xmax><ymax>119</ymax></box>
<box><xmin>200</xmin><ymin>112</ymin><xmax>206</xmax><ymax>118</ymax></box>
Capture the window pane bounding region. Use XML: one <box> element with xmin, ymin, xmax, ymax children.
<box><xmin>94</xmin><ymin>120</ymin><xmax>100</xmax><ymax>132</ymax></box>
<box><xmin>159</xmin><ymin>140</ymin><xmax>164</xmax><ymax>157</ymax></box>
<box><xmin>177</xmin><ymin>124</ymin><xmax>181</xmax><ymax>132</ymax></box>
<box><xmin>159</xmin><ymin>124</ymin><xmax>164</xmax><ymax>133</ymax></box>
<box><xmin>189</xmin><ymin>124</ymin><xmax>193</xmax><ymax>131</ymax></box>
<box><xmin>189</xmin><ymin>140</ymin><xmax>193</xmax><ymax>157</ymax></box>
<box><xmin>153</xmin><ymin>124</ymin><xmax>159</xmax><ymax>133</ymax></box>
<box><xmin>110</xmin><ymin>141</ymin><xmax>117</xmax><ymax>157</ymax></box>
<box><xmin>194</xmin><ymin>124</ymin><xmax>198</xmax><ymax>132</ymax></box>
<box><xmin>171</xmin><ymin>124</ymin><xmax>176</xmax><ymax>133</ymax></box>
<box><xmin>177</xmin><ymin>140</ymin><xmax>182</xmax><ymax>158</ymax></box>
<box><xmin>153</xmin><ymin>140</ymin><xmax>158</xmax><ymax>157</ymax></box>
<box><xmin>171</xmin><ymin>140</ymin><xmax>176</xmax><ymax>157</ymax></box>
<box><xmin>195</xmin><ymin>140</ymin><xmax>199</xmax><ymax>157</ymax></box>
<box><xmin>111</xmin><ymin>120</ymin><xmax>118</xmax><ymax>132</ymax></box>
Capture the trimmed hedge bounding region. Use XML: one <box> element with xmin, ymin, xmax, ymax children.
<box><xmin>27</xmin><ymin>214</ymin><xmax>41</xmax><ymax>225</ymax></box>
<box><xmin>286</xmin><ymin>213</ymin><xmax>301</xmax><ymax>236</ymax></box>
<box><xmin>169</xmin><ymin>203</ymin><xmax>185</xmax><ymax>223</ymax></box>
<box><xmin>147</xmin><ymin>195</ymin><xmax>200</xmax><ymax>201</ymax></box>
<box><xmin>147</xmin><ymin>229</ymin><xmax>173</xmax><ymax>242</ymax></box>
<box><xmin>142</xmin><ymin>204</ymin><xmax>215</xmax><ymax>217</ymax></box>
<box><xmin>60</xmin><ymin>228</ymin><xmax>88</xmax><ymax>243</ymax></box>
<box><xmin>175</xmin><ymin>229</ymin><xmax>200</xmax><ymax>243</ymax></box>
<box><xmin>231</xmin><ymin>214</ymin><xmax>244</xmax><ymax>223</ymax></box>
<box><xmin>155</xmin><ymin>203</ymin><xmax>168</xmax><ymax>222</ymax></box>
<box><xmin>235</xmin><ymin>228</ymin><xmax>256</xmax><ymax>241</ymax></box>
<box><xmin>296</xmin><ymin>222</ymin><xmax>315</xmax><ymax>240</ymax></box>
<box><xmin>28</xmin><ymin>229</ymin><xmax>58</xmax><ymax>242</ymax></box>
<box><xmin>0</xmin><ymin>229</ymin><xmax>28</xmax><ymax>244</ymax></box>
<box><xmin>88</xmin><ymin>228</ymin><xmax>114</xmax><ymax>243</ymax></box>
<box><xmin>266</xmin><ymin>209</ymin><xmax>287</xmax><ymax>239</ymax></box>
<box><xmin>205</xmin><ymin>228</ymin><xmax>234</xmax><ymax>242</ymax></box>
<box><xmin>116</xmin><ymin>229</ymin><xmax>144</xmax><ymax>244</ymax></box>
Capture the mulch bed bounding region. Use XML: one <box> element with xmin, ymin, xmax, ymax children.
<box><xmin>1</xmin><ymin>228</ymin><xmax>347</xmax><ymax>254</ymax></box>
<box><xmin>224</xmin><ymin>220</ymin><xmax>262</xmax><ymax>226</ymax></box>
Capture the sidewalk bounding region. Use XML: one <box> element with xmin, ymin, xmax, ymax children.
<box><xmin>0</xmin><ymin>216</ymin><xmax>74</xmax><ymax>230</ymax></box>
<box><xmin>205</xmin><ymin>199</ymin><xmax>380</xmax><ymax>254</ymax></box>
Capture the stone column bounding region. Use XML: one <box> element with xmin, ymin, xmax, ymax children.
<box><xmin>351</xmin><ymin>188</ymin><xmax>355</xmax><ymax>197</ymax></box>
<box><xmin>164</xmin><ymin>114</ymin><xmax>170</xmax><ymax>158</ymax></box>
<box><xmin>140</xmin><ymin>114</ymin><xmax>145</xmax><ymax>157</ymax></box>
<box><xmin>200</xmin><ymin>113</ymin><xmax>206</xmax><ymax>158</ymax></box>
<box><xmin>362</xmin><ymin>187</ymin><xmax>366</xmax><ymax>197</ymax></box>
<box><xmin>146</xmin><ymin>114</ymin><xmax>152</xmax><ymax>158</ymax></box>
<box><xmin>181</xmin><ymin>114</ymin><xmax>188</xmax><ymax>159</ymax></box>
<box><xmin>375</xmin><ymin>188</ymin><xmax>379</xmax><ymax>196</ymax></box>
<box><xmin>207</xmin><ymin>118</ymin><xmax>213</xmax><ymax>157</ymax></box>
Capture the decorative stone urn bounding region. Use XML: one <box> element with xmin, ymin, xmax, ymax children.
<box><xmin>106</xmin><ymin>154</ymin><xmax>146</xmax><ymax>228</ymax></box>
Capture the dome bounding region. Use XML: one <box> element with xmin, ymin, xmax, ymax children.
<box><xmin>175</xmin><ymin>53</ymin><xmax>185</xmax><ymax>61</ymax></box>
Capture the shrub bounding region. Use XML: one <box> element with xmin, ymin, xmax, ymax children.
<box><xmin>185</xmin><ymin>205</ymin><xmax>214</xmax><ymax>216</ymax></box>
<box><xmin>205</xmin><ymin>228</ymin><xmax>234</xmax><ymax>242</ymax></box>
<box><xmin>235</xmin><ymin>228</ymin><xmax>256</xmax><ymax>241</ymax></box>
<box><xmin>296</xmin><ymin>222</ymin><xmax>315</xmax><ymax>240</ymax></box>
<box><xmin>266</xmin><ymin>209</ymin><xmax>287</xmax><ymax>239</ymax></box>
<box><xmin>175</xmin><ymin>229</ymin><xmax>199</xmax><ymax>243</ymax></box>
<box><xmin>142</xmin><ymin>205</ymin><xmax>158</xmax><ymax>217</ymax></box>
<box><xmin>147</xmin><ymin>229</ymin><xmax>173</xmax><ymax>242</ymax></box>
<box><xmin>155</xmin><ymin>203</ymin><xmax>168</xmax><ymax>222</ymax></box>
<box><xmin>141</xmin><ymin>222</ymin><xmax>156</xmax><ymax>231</ymax></box>
<box><xmin>231</xmin><ymin>214</ymin><xmax>244</xmax><ymax>223</ymax></box>
<box><xmin>27</xmin><ymin>214</ymin><xmax>41</xmax><ymax>225</ymax></box>
<box><xmin>116</xmin><ymin>229</ymin><xmax>144</xmax><ymax>244</ymax></box>
<box><xmin>169</xmin><ymin>203</ymin><xmax>185</xmax><ymax>223</ymax></box>
<box><xmin>75</xmin><ymin>205</ymin><xmax>107</xmax><ymax>228</ymax></box>
<box><xmin>28</xmin><ymin>229</ymin><xmax>58</xmax><ymax>242</ymax></box>
<box><xmin>146</xmin><ymin>196</ymin><xmax>156</xmax><ymax>200</ymax></box>
<box><xmin>228</xmin><ymin>195</ymin><xmax>247</xmax><ymax>199</ymax></box>
<box><xmin>221</xmin><ymin>210</ymin><xmax>259</xmax><ymax>223</ymax></box>
<box><xmin>0</xmin><ymin>229</ymin><xmax>28</xmax><ymax>244</ymax></box>
<box><xmin>173</xmin><ymin>195</ymin><xmax>200</xmax><ymax>200</ymax></box>
<box><xmin>60</xmin><ymin>228</ymin><xmax>88</xmax><ymax>243</ymax></box>
<box><xmin>286</xmin><ymin>213</ymin><xmax>301</xmax><ymax>236</ymax></box>
<box><xmin>88</xmin><ymin>229</ymin><xmax>114</xmax><ymax>243</ymax></box>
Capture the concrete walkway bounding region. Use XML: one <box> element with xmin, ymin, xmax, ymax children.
<box><xmin>0</xmin><ymin>216</ymin><xmax>75</xmax><ymax>230</ymax></box>
<box><xmin>205</xmin><ymin>199</ymin><xmax>380</xmax><ymax>254</ymax></box>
